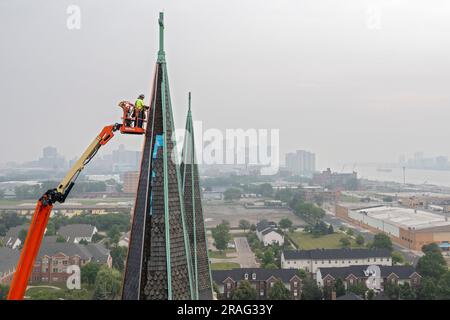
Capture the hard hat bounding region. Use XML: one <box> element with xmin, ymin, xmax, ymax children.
<box><xmin>138</xmin><ymin>94</ymin><xmax>145</xmax><ymax>99</ymax></box>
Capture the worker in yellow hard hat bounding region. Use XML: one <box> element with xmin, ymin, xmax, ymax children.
<box><xmin>134</xmin><ymin>94</ymin><xmax>148</xmax><ymax>128</ymax></box>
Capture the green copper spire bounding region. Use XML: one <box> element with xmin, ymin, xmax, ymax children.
<box><xmin>181</xmin><ymin>92</ymin><xmax>214</xmax><ymax>300</ymax></box>
<box><xmin>158</xmin><ymin>12</ymin><xmax>165</xmax><ymax>63</ymax></box>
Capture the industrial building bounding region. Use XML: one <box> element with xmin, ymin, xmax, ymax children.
<box><xmin>336</xmin><ymin>204</ymin><xmax>450</xmax><ymax>251</ymax></box>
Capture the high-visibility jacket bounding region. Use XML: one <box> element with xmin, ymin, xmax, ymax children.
<box><xmin>135</xmin><ymin>98</ymin><xmax>145</xmax><ymax>111</ymax></box>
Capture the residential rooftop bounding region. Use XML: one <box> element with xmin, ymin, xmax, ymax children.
<box><xmin>57</xmin><ymin>224</ymin><xmax>96</xmax><ymax>241</ymax></box>
<box><xmin>318</xmin><ymin>265</ymin><xmax>419</xmax><ymax>279</ymax></box>
<box><xmin>282</xmin><ymin>248</ymin><xmax>391</xmax><ymax>260</ymax></box>
<box><xmin>212</xmin><ymin>268</ymin><xmax>300</xmax><ymax>283</ymax></box>
<box><xmin>0</xmin><ymin>247</ymin><xmax>20</xmax><ymax>273</ymax></box>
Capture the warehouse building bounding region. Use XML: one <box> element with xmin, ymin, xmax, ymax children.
<box><xmin>336</xmin><ymin>204</ymin><xmax>450</xmax><ymax>251</ymax></box>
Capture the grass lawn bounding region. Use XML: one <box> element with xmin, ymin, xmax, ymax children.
<box><xmin>339</xmin><ymin>194</ymin><xmax>361</xmax><ymax>203</ymax></box>
<box><xmin>25</xmin><ymin>283</ymin><xmax>95</xmax><ymax>300</ymax></box>
<box><xmin>211</xmin><ymin>262</ymin><xmax>240</xmax><ymax>270</ymax></box>
<box><xmin>288</xmin><ymin>231</ymin><xmax>364</xmax><ymax>250</ymax></box>
<box><xmin>208</xmin><ymin>249</ymin><xmax>236</xmax><ymax>259</ymax></box>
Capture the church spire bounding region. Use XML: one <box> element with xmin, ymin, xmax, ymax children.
<box><xmin>157</xmin><ymin>12</ymin><xmax>165</xmax><ymax>62</ymax></box>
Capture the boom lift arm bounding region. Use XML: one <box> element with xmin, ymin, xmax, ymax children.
<box><xmin>7</xmin><ymin>123</ymin><xmax>122</xmax><ymax>300</ymax></box>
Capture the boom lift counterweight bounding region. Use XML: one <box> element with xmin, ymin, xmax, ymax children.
<box><xmin>7</xmin><ymin>107</ymin><xmax>146</xmax><ymax>300</ymax></box>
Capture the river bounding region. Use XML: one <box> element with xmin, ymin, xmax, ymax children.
<box><xmin>350</xmin><ymin>165</ymin><xmax>450</xmax><ymax>188</ymax></box>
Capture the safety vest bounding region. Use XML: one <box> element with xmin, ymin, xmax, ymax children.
<box><xmin>135</xmin><ymin>99</ymin><xmax>145</xmax><ymax>111</ymax></box>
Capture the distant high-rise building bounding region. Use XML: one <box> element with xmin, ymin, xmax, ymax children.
<box><xmin>285</xmin><ymin>150</ymin><xmax>316</xmax><ymax>176</ymax></box>
<box><xmin>121</xmin><ymin>171</ymin><xmax>139</xmax><ymax>194</ymax></box>
<box><xmin>36</xmin><ymin>146</ymin><xmax>66</xmax><ymax>169</ymax></box>
<box><xmin>42</xmin><ymin>146</ymin><xmax>57</xmax><ymax>158</ymax></box>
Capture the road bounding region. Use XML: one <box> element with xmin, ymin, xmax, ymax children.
<box><xmin>233</xmin><ymin>237</ymin><xmax>259</xmax><ymax>268</ymax></box>
<box><xmin>322</xmin><ymin>210</ymin><xmax>422</xmax><ymax>265</ymax></box>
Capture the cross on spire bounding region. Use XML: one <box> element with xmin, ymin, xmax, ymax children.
<box><xmin>158</xmin><ymin>12</ymin><xmax>165</xmax><ymax>62</ymax></box>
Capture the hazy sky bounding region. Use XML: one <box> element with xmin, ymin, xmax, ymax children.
<box><xmin>1</xmin><ymin>0</ymin><xmax>450</xmax><ymax>170</ymax></box>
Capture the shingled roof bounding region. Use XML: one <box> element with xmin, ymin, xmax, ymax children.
<box><xmin>318</xmin><ymin>265</ymin><xmax>419</xmax><ymax>279</ymax></box>
<box><xmin>212</xmin><ymin>268</ymin><xmax>300</xmax><ymax>283</ymax></box>
<box><xmin>85</xmin><ymin>243</ymin><xmax>110</xmax><ymax>264</ymax></box>
<box><xmin>0</xmin><ymin>247</ymin><xmax>20</xmax><ymax>274</ymax></box>
<box><xmin>283</xmin><ymin>248</ymin><xmax>391</xmax><ymax>260</ymax></box>
<box><xmin>256</xmin><ymin>220</ymin><xmax>277</xmax><ymax>232</ymax></box>
<box><xmin>2</xmin><ymin>224</ymin><xmax>29</xmax><ymax>248</ymax></box>
<box><xmin>261</xmin><ymin>228</ymin><xmax>282</xmax><ymax>236</ymax></box>
<box><xmin>57</xmin><ymin>224</ymin><xmax>96</xmax><ymax>242</ymax></box>
<box><xmin>37</xmin><ymin>240</ymin><xmax>110</xmax><ymax>263</ymax></box>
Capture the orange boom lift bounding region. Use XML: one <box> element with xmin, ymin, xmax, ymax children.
<box><xmin>7</xmin><ymin>102</ymin><xmax>146</xmax><ymax>300</ymax></box>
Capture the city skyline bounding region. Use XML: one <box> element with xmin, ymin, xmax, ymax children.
<box><xmin>2</xmin><ymin>1</ymin><xmax>450</xmax><ymax>170</ymax></box>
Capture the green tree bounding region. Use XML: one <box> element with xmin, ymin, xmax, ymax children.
<box><xmin>110</xmin><ymin>246</ymin><xmax>128</xmax><ymax>272</ymax></box>
<box><xmin>348</xmin><ymin>282</ymin><xmax>367</xmax><ymax>298</ymax></box>
<box><xmin>292</xmin><ymin>200</ymin><xmax>325</xmax><ymax>224</ymax></box>
<box><xmin>296</xmin><ymin>269</ymin><xmax>308</xmax><ymax>280</ymax></box>
<box><xmin>356</xmin><ymin>234</ymin><xmax>365</xmax><ymax>246</ymax></box>
<box><xmin>46</xmin><ymin>221</ymin><xmax>56</xmax><ymax>236</ymax></box>
<box><xmin>81</xmin><ymin>262</ymin><xmax>101</xmax><ymax>285</ymax></box>
<box><xmin>107</xmin><ymin>225</ymin><xmax>120</xmax><ymax>245</ymax></box>
<box><xmin>384</xmin><ymin>282</ymin><xmax>400</xmax><ymax>300</ymax></box>
<box><xmin>417</xmin><ymin>277</ymin><xmax>439</xmax><ymax>300</ymax></box>
<box><xmin>250</xmin><ymin>224</ymin><xmax>256</xmax><ymax>232</ymax></box>
<box><xmin>438</xmin><ymin>271</ymin><xmax>450</xmax><ymax>299</ymax></box>
<box><xmin>231</xmin><ymin>280</ymin><xmax>257</xmax><ymax>300</ymax></box>
<box><xmin>340</xmin><ymin>237</ymin><xmax>351</xmax><ymax>248</ymax></box>
<box><xmin>264</xmin><ymin>263</ymin><xmax>278</xmax><ymax>269</ymax></box>
<box><xmin>0</xmin><ymin>224</ymin><xmax>6</xmax><ymax>237</ymax></box>
<box><xmin>334</xmin><ymin>279</ymin><xmax>346</xmax><ymax>297</ymax></box>
<box><xmin>93</xmin><ymin>267</ymin><xmax>122</xmax><ymax>300</ymax></box>
<box><xmin>391</xmin><ymin>251</ymin><xmax>404</xmax><ymax>265</ymax></box>
<box><xmin>422</xmin><ymin>243</ymin><xmax>441</xmax><ymax>254</ymax></box>
<box><xmin>327</xmin><ymin>224</ymin><xmax>334</xmax><ymax>234</ymax></box>
<box><xmin>416</xmin><ymin>250</ymin><xmax>447</xmax><ymax>280</ymax></box>
<box><xmin>261</xmin><ymin>249</ymin><xmax>275</xmax><ymax>267</ymax></box>
<box><xmin>18</xmin><ymin>228</ymin><xmax>28</xmax><ymax>244</ymax></box>
<box><xmin>239</xmin><ymin>219</ymin><xmax>251</xmax><ymax>233</ymax></box>
<box><xmin>399</xmin><ymin>282</ymin><xmax>416</xmax><ymax>300</ymax></box>
<box><xmin>56</xmin><ymin>235</ymin><xmax>66</xmax><ymax>243</ymax></box>
<box><xmin>279</xmin><ymin>218</ymin><xmax>293</xmax><ymax>230</ymax></box>
<box><xmin>268</xmin><ymin>280</ymin><xmax>291</xmax><ymax>300</ymax></box>
<box><xmin>107</xmin><ymin>225</ymin><xmax>121</xmax><ymax>245</ymax></box>
<box><xmin>258</xmin><ymin>183</ymin><xmax>273</xmax><ymax>197</ymax></box>
<box><xmin>212</xmin><ymin>222</ymin><xmax>231</xmax><ymax>252</ymax></box>
<box><xmin>224</xmin><ymin>188</ymin><xmax>241</xmax><ymax>201</ymax></box>
<box><xmin>79</xmin><ymin>239</ymin><xmax>89</xmax><ymax>245</ymax></box>
<box><xmin>366</xmin><ymin>289</ymin><xmax>375</xmax><ymax>300</ymax></box>
<box><xmin>370</xmin><ymin>233</ymin><xmax>393</xmax><ymax>251</ymax></box>
<box><xmin>346</xmin><ymin>229</ymin><xmax>354</xmax><ymax>236</ymax></box>
<box><xmin>0</xmin><ymin>285</ymin><xmax>9</xmax><ymax>300</ymax></box>
<box><xmin>91</xmin><ymin>233</ymin><xmax>105</xmax><ymax>243</ymax></box>
<box><xmin>301</xmin><ymin>278</ymin><xmax>322</xmax><ymax>300</ymax></box>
